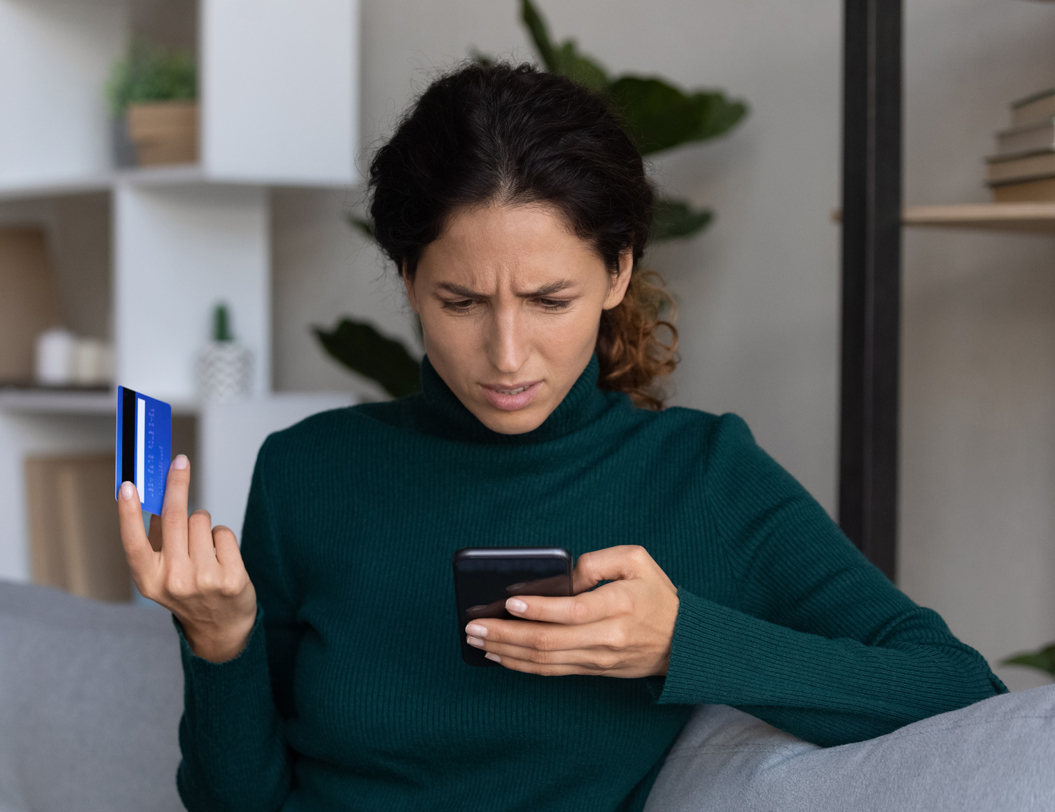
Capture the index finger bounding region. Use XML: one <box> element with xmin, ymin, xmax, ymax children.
<box><xmin>158</xmin><ymin>454</ymin><xmax>191</xmax><ymax>559</ymax></box>
<box><xmin>117</xmin><ymin>481</ymin><xmax>155</xmax><ymax>574</ymax></box>
<box><xmin>501</xmin><ymin>583</ymin><xmax>628</xmax><ymax>625</ymax></box>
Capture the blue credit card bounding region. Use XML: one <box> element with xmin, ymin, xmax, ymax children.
<box><xmin>115</xmin><ymin>386</ymin><xmax>172</xmax><ymax>515</ymax></box>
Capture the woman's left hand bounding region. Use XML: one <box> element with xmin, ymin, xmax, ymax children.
<box><xmin>464</xmin><ymin>545</ymin><xmax>680</xmax><ymax>678</ymax></box>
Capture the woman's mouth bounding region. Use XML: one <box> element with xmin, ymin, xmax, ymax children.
<box><xmin>481</xmin><ymin>380</ymin><xmax>542</xmax><ymax>411</ymax></box>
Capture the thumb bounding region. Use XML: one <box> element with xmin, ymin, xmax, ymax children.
<box><xmin>571</xmin><ymin>545</ymin><xmax>652</xmax><ymax>594</ymax></box>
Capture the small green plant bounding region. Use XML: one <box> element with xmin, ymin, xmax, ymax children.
<box><xmin>106</xmin><ymin>38</ymin><xmax>197</xmax><ymax>117</ymax></box>
<box><xmin>1001</xmin><ymin>642</ymin><xmax>1055</xmax><ymax>680</ymax></box>
<box><xmin>329</xmin><ymin>0</ymin><xmax>748</xmax><ymax>398</ymax></box>
<box><xmin>212</xmin><ymin>303</ymin><xmax>232</xmax><ymax>343</ymax></box>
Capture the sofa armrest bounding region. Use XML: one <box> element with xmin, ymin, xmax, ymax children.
<box><xmin>0</xmin><ymin>579</ymin><xmax>184</xmax><ymax>812</ymax></box>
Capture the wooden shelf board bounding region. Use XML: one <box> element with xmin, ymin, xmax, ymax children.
<box><xmin>903</xmin><ymin>203</ymin><xmax>1055</xmax><ymax>232</ymax></box>
<box><xmin>832</xmin><ymin>203</ymin><xmax>1055</xmax><ymax>232</ymax></box>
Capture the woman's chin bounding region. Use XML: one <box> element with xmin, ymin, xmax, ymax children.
<box><xmin>474</xmin><ymin>402</ymin><xmax>552</xmax><ymax>435</ymax></box>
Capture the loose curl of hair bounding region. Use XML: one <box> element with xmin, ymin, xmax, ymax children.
<box><xmin>367</xmin><ymin>61</ymin><xmax>678</xmax><ymax>409</ymax></box>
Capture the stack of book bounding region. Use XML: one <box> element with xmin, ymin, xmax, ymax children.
<box><xmin>987</xmin><ymin>89</ymin><xmax>1055</xmax><ymax>202</ymax></box>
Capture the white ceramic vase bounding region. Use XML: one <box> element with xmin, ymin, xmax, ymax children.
<box><xmin>196</xmin><ymin>341</ymin><xmax>251</xmax><ymax>402</ymax></box>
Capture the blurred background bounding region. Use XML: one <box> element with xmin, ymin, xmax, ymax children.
<box><xmin>0</xmin><ymin>0</ymin><xmax>1053</xmax><ymax>695</ymax></box>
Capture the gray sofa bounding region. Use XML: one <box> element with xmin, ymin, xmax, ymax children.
<box><xmin>0</xmin><ymin>580</ymin><xmax>184</xmax><ymax>812</ymax></box>
<box><xmin>3</xmin><ymin>578</ymin><xmax>1054</xmax><ymax>812</ymax></box>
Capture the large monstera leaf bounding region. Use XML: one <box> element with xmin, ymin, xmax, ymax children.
<box><xmin>517</xmin><ymin>0</ymin><xmax>745</xmax><ymax>156</ymax></box>
<box><xmin>606</xmin><ymin>76</ymin><xmax>746</xmax><ymax>156</ymax></box>
<box><xmin>314</xmin><ymin>319</ymin><xmax>421</xmax><ymax>399</ymax></box>
<box><xmin>509</xmin><ymin>0</ymin><xmax>746</xmax><ymax>242</ymax></box>
<box><xmin>520</xmin><ymin>0</ymin><xmax>609</xmax><ymax>93</ymax></box>
<box><xmin>651</xmin><ymin>199</ymin><xmax>714</xmax><ymax>243</ymax></box>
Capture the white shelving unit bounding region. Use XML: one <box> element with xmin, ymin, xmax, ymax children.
<box><xmin>0</xmin><ymin>0</ymin><xmax>361</xmax><ymax>584</ymax></box>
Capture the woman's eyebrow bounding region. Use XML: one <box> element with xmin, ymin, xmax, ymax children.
<box><xmin>436</xmin><ymin>282</ymin><xmax>480</xmax><ymax>298</ymax></box>
<box><xmin>525</xmin><ymin>280</ymin><xmax>576</xmax><ymax>297</ymax></box>
<box><xmin>436</xmin><ymin>280</ymin><xmax>576</xmax><ymax>298</ymax></box>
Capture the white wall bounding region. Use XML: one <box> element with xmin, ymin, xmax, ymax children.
<box><xmin>270</xmin><ymin>0</ymin><xmax>1055</xmax><ymax>691</ymax></box>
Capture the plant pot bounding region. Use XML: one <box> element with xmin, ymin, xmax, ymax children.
<box><xmin>110</xmin><ymin>117</ymin><xmax>136</xmax><ymax>168</ymax></box>
<box><xmin>197</xmin><ymin>341</ymin><xmax>252</xmax><ymax>402</ymax></box>
<box><xmin>126</xmin><ymin>100</ymin><xmax>199</xmax><ymax>166</ymax></box>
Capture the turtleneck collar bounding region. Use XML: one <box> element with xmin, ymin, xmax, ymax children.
<box><xmin>415</xmin><ymin>353</ymin><xmax>613</xmax><ymax>444</ymax></box>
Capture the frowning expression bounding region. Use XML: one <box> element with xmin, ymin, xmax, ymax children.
<box><xmin>404</xmin><ymin>202</ymin><xmax>632</xmax><ymax>434</ymax></box>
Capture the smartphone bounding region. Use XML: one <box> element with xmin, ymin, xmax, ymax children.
<box><xmin>452</xmin><ymin>547</ymin><xmax>573</xmax><ymax>667</ymax></box>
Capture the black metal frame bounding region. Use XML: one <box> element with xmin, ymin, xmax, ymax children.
<box><xmin>838</xmin><ymin>0</ymin><xmax>903</xmax><ymax>582</ymax></box>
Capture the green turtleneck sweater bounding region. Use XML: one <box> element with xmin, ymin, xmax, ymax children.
<box><xmin>171</xmin><ymin>353</ymin><xmax>1007</xmax><ymax>812</ymax></box>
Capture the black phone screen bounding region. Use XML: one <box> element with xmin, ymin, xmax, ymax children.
<box><xmin>452</xmin><ymin>547</ymin><xmax>572</xmax><ymax>667</ymax></box>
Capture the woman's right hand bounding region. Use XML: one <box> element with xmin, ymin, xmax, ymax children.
<box><xmin>117</xmin><ymin>453</ymin><xmax>258</xmax><ymax>663</ymax></box>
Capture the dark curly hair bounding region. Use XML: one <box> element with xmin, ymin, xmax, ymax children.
<box><xmin>367</xmin><ymin>61</ymin><xmax>678</xmax><ymax>409</ymax></box>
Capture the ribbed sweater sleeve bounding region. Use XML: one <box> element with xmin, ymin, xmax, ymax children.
<box><xmin>172</xmin><ymin>436</ymin><xmax>297</xmax><ymax>811</ymax></box>
<box><xmin>655</xmin><ymin>413</ymin><xmax>1008</xmax><ymax>748</ymax></box>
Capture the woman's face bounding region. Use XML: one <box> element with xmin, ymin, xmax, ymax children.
<box><xmin>404</xmin><ymin>202</ymin><xmax>632</xmax><ymax>435</ymax></box>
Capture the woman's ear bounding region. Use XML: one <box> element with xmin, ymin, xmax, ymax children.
<box><xmin>402</xmin><ymin>261</ymin><xmax>420</xmax><ymax>313</ymax></box>
<box><xmin>602</xmin><ymin>249</ymin><xmax>634</xmax><ymax>311</ymax></box>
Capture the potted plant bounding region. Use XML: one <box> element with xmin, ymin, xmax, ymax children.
<box><xmin>106</xmin><ymin>39</ymin><xmax>198</xmax><ymax>167</ymax></box>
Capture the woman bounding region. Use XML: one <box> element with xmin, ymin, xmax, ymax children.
<box><xmin>117</xmin><ymin>62</ymin><xmax>1024</xmax><ymax>811</ymax></box>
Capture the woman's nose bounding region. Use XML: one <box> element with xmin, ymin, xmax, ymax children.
<box><xmin>487</xmin><ymin>306</ymin><xmax>527</xmax><ymax>373</ymax></box>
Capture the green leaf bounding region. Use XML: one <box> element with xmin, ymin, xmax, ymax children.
<box><xmin>468</xmin><ymin>46</ymin><xmax>494</xmax><ymax>67</ymax></box>
<box><xmin>551</xmin><ymin>39</ymin><xmax>609</xmax><ymax>92</ymax></box>
<box><xmin>314</xmin><ymin>318</ymin><xmax>421</xmax><ymax>399</ymax></box>
<box><xmin>651</xmin><ymin>197</ymin><xmax>712</xmax><ymax>242</ymax></box>
<box><xmin>607</xmin><ymin>76</ymin><xmax>747</xmax><ymax>156</ymax></box>
<box><xmin>346</xmin><ymin>214</ymin><xmax>375</xmax><ymax>241</ymax></box>
<box><xmin>686</xmin><ymin>91</ymin><xmax>750</xmax><ymax>143</ymax></box>
<box><xmin>519</xmin><ymin>1</ymin><xmax>608</xmax><ymax>90</ymax></box>
<box><xmin>1001</xmin><ymin>643</ymin><xmax>1055</xmax><ymax>677</ymax></box>
<box><xmin>520</xmin><ymin>0</ymin><xmax>559</xmax><ymax>71</ymax></box>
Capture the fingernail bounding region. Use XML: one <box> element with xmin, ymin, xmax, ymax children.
<box><xmin>466</xmin><ymin>636</ymin><xmax>485</xmax><ymax>648</ymax></box>
<box><xmin>173</xmin><ymin>455</ymin><xmax>188</xmax><ymax>470</ymax></box>
<box><xmin>507</xmin><ymin>598</ymin><xmax>527</xmax><ymax>614</ymax></box>
<box><xmin>465</xmin><ymin>623</ymin><xmax>488</xmax><ymax>637</ymax></box>
<box><xmin>120</xmin><ymin>481</ymin><xmax>134</xmax><ymax>500</ymax></box>
<box><xmin>485</xmin><ymin>653</ymin><xmax>501</xmax><ymax>663</ymax></box>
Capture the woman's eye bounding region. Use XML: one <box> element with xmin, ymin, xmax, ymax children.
<box><xmin>442</xmin><ymin>299</ymin><xmax>476</xmax><ymax>311</ymax></box>
<box><xmin>536</xmin><ymin>298</ymin><xmax>571</xmax><ymax>310</ymax></box>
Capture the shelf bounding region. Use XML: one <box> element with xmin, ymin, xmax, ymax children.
<box><xmin>0</xmin><ymin>387</ymin><xmax>198</xmax><ymax>416</ymax></box>
<box><xmin>0</xmin><ymin>388</ymin><xmax>113</xmax><ymax>415</ymax></box>
<box><xmin>902</xmin><ymin>203</ymin><xmax>1055</xmax><ymax>232</ymax></box>
<box><xmin>0</xmin><ymin>164</ymin><xmax>356</xmax><ymax>203</ymax></box>
<box><xmin>0</xmin><ymin>165</ymin><xmax>206</xmax><ymax>202</ymax></box>
<box><xmin>0</xmin><ymin>0</ymin><xmax>359</xmax><ymax>199</ymax></box>
<box><xmin>0</xmin><ymin>0</ymin><xmax>361</xmax><ymax>586</ymax></box>
<box><xmin>831</xmin><ymin>203</ymin><xmax>1055</xmax><ymax>233</ymax></box>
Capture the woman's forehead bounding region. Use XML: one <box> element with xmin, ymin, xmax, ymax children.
<box><xmin>420</xmin><ymin>203</ymin><xmax>605</xmax><ymax>288</ymax></box>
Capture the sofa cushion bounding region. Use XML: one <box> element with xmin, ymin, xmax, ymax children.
<box><xmin>0</xmin><ymin>580</ymin><xmax>184</xmax><ymax>812</ymax></box>
<box><xmin>644</xmin><ymin>685</ymin><xmax>1055</xmax><ymax>812</ymax></box>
